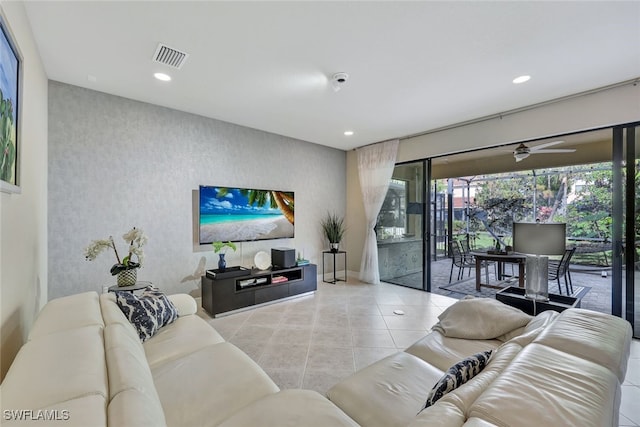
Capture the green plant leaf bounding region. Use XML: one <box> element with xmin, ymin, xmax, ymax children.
<box><xmin>213</xmin><ymin>241</ymin><xmax>236</xmax><ymax>253</ymax></box>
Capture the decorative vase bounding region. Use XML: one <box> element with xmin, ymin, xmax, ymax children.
<box><xmin>218</xmin><ymin>253</ymin><xmax>226</xmax><ymax>270</ymax></box>
<box><xmin>117</xmin><ymin>268</ymin><xmax>138</xmax><ymax>287</ymax></box>
<box><xmin>330</xmin><ymin>242</ymin><xmax>339</xmax><ymax>253</ymax></box>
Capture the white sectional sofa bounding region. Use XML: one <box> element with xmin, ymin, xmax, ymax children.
<box><xmin>0</xmin><ymin>291</ymin><xmax>357</xmax><ymax>427</ymax></box>
<box><xmin>328</xmin><ymin>299</ymin><xmax>633</xmax><ymax>427</ymax></box>
<box><xmin>0</xmin><ymin>291</ymin><xmax>632</xmax><ymax>427</ymax></box>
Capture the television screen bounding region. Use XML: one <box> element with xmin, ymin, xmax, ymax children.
<box><xmin>199</xmin><ymin>186</ymin><xmax>294</xmax><ymax>244</ymax></box>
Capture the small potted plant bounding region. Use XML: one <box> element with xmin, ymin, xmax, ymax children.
<box><xmin>320</xmin><ymin>212</ymin><xmax>346</xmax><ymax>252</ymax></box>
<box><xmin>213</xmin><ymin>241</ymin><xmax>237</xmax><ymax>271</ymax></box>
<box><xmin>84</xmin><ymin>227</ymin><xmax>147</xmax><ymax>287</ymax></box>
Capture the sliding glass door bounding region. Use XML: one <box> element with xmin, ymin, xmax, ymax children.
<box><xmin>378</xmin><ymin>124</ymin><xmax>638</xmax><ymax>337</ymax></box>
<box><xmin>376</xmin><ymin>161</ymin><xmax>425</xmax><ymax>289</ymax></box>
<box><xmin>613</xmin><ymin>124</ymin><xmax>639</xmax><ymax>336</ymax></box>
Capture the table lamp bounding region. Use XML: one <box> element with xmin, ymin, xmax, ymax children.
<box><xmin>512</xmin><ymin>222</ymin><xmax>566</xmax><ymax>301</ymax></box>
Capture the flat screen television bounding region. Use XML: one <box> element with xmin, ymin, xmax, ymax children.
<box><xmin>199</xmin><ymin>185</ymin><xmax>294</xmax><ymax>244</ymax></box>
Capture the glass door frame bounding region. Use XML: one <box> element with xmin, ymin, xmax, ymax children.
<box><xmin>425</xmin><ymin>159</ymin><xmax>432</xmax><ymax>292</ymax></box>
<box><xmin>613</xmin><ymin>123</ymin><xmax>638</xmax><ymax>335</ymax></box>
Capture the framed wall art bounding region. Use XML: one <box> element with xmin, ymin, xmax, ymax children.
<box><xmin>0</xmin><ymin>14</ymin><xmax>21</xmax><ymax>194</ymax></box>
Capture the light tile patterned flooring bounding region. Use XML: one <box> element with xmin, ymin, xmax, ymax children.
<box><xmin>196</xmin><ymin>279</ymin><xmax>640</xmax><ymax>426</ymax></box>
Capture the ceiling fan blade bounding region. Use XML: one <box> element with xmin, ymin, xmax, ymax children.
<box><xmin>531</xmin><ymin>149</ymin><xmax>576</xmax><ymax>154</ymax></box>
<box><xmin>530</xmin><ymin>140</ymin><xmax>565</xmax><ymax>151</ymax></box>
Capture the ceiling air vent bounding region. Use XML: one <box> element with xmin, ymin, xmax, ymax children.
<box><xmin>152</xmin><ymin>43</ymin><xmax>189</xmax><ymax>69</ymax></box>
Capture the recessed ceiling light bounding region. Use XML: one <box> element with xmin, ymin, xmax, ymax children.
<box><xmin>154</xmin><ymin>72</ymin><xmax>171</xmax><ymax>82</ymax></box>
<box><xmin>344</xmin><ymin>131</ymin><xmax>354</xmax><ymax>136</ymax></box>
<box><xmin>513</xmin><ymin>75</ymin><xmax>531</xmax><ymax>84</ymax></box>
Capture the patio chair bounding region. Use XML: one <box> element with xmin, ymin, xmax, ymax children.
<box><xmin>548</xmin><ymin>247</ymin><xmax>576</xmax><ymax>295</ymax></box>
<box><xmin>458</xmin><ymin>238</ymin><xmax>497</xmax><ymax>282</ymax></box>
<box><xmin>448</xmin><ymin>240</ymin><xmax>475</xmax><ymax>282</ymax></box>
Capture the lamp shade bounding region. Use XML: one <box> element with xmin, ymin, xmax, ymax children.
<box><xmin>512</xmin><ymin>222</ymin><xmax>566</xmax><ymax>255</ymax></box>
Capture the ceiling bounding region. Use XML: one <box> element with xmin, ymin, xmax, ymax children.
<box><xmin>431</xmin><ymin>129</ymin><xmax>617</xmax><ymax>179</ymax></box>
<box><xmin>23</xmin><ymin>1</ymin><xmax>640</xmax><ymax>151</ymax></box>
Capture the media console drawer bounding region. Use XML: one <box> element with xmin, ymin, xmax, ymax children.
<box><xmin>255</xmin><ymin>284</ymin><xmax>289</xmax><ymax>304</ymax></box>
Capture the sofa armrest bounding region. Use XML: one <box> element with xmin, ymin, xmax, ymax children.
<box><xmin>167</xmin><ymin>294</ymin><xmax>197</xmax><ymax>316</ymax></box>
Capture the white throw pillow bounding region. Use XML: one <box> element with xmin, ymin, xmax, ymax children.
<box><xmin>433</xmin><ymin>298</ymin><xmax>532</xmax><ymax>340</ymax></box>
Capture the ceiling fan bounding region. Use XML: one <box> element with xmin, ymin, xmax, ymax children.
<box><xmin>513</xmin><ymin>141</ymin><xmax>576</xmax><ymax>162</ymax></box>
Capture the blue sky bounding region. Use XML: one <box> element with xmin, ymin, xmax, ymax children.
<box><xmin>200</xmin><ymin>187</ymin><xmax>280</xmax><ymax>215</ymax></box>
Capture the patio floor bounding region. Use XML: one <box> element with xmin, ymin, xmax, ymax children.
<box><xmin>385</xmin><ymin>258</ymin><xmax>616</xmax><ymax>314</ymax></box>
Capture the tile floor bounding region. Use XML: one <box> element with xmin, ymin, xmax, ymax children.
<box><xmin>196</xmin><ymin>279</ymin><xmax>640</xmax><ymax>426</ymax></box>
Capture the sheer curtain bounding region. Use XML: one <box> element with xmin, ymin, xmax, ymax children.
<box><xmin>356</xmin><ymin>139</ymin><xmax>399</xmax><ymax>284</ymax></box>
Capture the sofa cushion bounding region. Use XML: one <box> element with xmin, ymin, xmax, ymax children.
<box><xmin>151</xmin><ymin>342</ymin><xmax>279</xmax><ymax>427</ymax></box>
<box><xmin>1</xmin><ymin>395</ymin><xmax>107</xmax><ymax>427</ymax></box>
<box><xmin>218</xmin><ymin>390</ymin><xmax>360</xmax><ymax>427</ymax></box>
<box><xmin>494</xmin><ymin>310</ymin><xmax>558</xmax><ymax>342</ymax></box>
<box><xmin>114</xmin><ymin>287</ymin><xmax>178</xmax><ymax>342</ymax></box>
<box><xmin>468</xmin><ymin>343</ymin><xmax>621</xmax><ymax>427</ymax></box>
<box><xmin>327</xmin><ymin>352</ymin><xmax>443</xmax><ymax>427</ymax></box>
<box><xmin>435</xmin><ymin>340</ymin><xmax>524</xmax><ymax>414</ymax></box>
<box><xmin>533</xmin><ymin>308</ymin><xmax>632</xmax><ymax>382</ymax></box>
<box><xmin>522</xmin><ymin>310</ymin><xmax>559</xmax><ymax>333</ymax></box>
<box><xmin>422</xmin><ymin>350</ymin><xmax>493</xmax><ymax>409</ymax></box>
<box><xmin>104</xmin><ymin>323</ymin><xmax>166</xmax><ymax>426</ymax></box>
<box><xmin>0</xmin><ymin>325</ymin><xmax>107</xmax><ymax>413</ymax></box>
<box><xmin>405</xmin><ymin>332</ymin><xmax>502</xmax><ymax>373</ymax></box>
<box><xmin>408</xmin><ymin>401</ymin><xmax>466</xmax><ymax>427</ymax></box>
<box><xmin>167</xmin><ymin>293</ymin><xmax>198</xmax><ymax>316</ymax></box>
<box><xmin>108</xmin><ymin>389</ymin><xmax>167</xmax><ymax>427</ymax></box>
<box><xmin>28</xmin><ymin>291</ymin><xmax>104</xmax><ymax>339</ymax></box>
<box><xmin>143</xmin><ymin>314</ymin><xmax>225</xmax><ymax>369</ymax></box>
<box><xmin>100</xmin><ymin>293</ymin><xmax>139</xmax><ymax>334</ymax></box>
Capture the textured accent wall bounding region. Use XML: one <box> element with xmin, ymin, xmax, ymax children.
<box><xmin>48</xmin><ymin>82</ymin><xmax>346</xmax><ymax>299</ymax></box>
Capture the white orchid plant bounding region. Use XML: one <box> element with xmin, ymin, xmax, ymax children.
<box><xmin>84</xmin><ymin>227</ymin><xmax>148</xmax><ymax>275</ymax></box>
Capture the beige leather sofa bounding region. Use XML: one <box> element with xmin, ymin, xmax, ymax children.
<box><xmin>0</xmin><ymin>291</ymin><xmax>357</xmax><ymax>427</ymax></box>
<box><xmin>328</xmin><ymin>302</ymin><xmax>633</xmax><ymax>427</ymax></box>
<box><xmin>1</xmin><ymin>292</ymin><xmax>632</xmax><ymax>427</ymax></box>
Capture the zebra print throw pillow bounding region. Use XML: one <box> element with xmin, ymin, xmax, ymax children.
<box><xmin>422</xmin><ymin>350</ymin><xmax>493</xmax><ymax>411</ymax></box>
<box><xmin>114</xmin><ymin>286</ymin><xmax>179</xmax><ymax>342</ymax></box>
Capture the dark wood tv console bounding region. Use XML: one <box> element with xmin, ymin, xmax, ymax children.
<box><xmin>201</xmin><ymin>264</ymin><xmax>317</xmax><ymax>317</ymax></box>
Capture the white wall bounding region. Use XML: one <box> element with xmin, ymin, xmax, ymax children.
<box><xmin>398</xmin><ymin>83</ymin><xmax>640</xmax><ymax>162</ymax></box>
<box><xmin>48</xmin><ymin>82</ymin><xmax>346</xmax><ymax>299</ymax></box>
<box><xmin>0</xmin><ymin>1</ymin><xmax>48</xmax><ymax>381</ymax></box>
<box><xmin>346</xmin><ymin>83</ymin><xmax>640</xmax><ymax>276</ymax></box>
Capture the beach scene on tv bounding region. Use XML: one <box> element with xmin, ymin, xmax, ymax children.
<box><xmin>199</xmin><ymin>186</ymin><xmax>294</xmax><ymax>244</ymax></box>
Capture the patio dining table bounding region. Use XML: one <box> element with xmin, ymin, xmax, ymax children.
<box><xmin>470</xmin><ymin>251</ymin><xmax>527</xmax><ymax>291</ymax></box>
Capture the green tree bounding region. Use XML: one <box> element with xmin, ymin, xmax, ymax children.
<box><xmin>566</xmin><ymin>165</ymin><xmax>612</xmax><ymax>240</ymax></box>
<box><xmin>471</xmin><ymin>173</ymin><xmax>532</xmax><ymax>239</ymax></box>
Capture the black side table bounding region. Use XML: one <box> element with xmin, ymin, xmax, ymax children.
<box><xmin>496</xmin><ymin>286</ymin><xmax>587</xmax><ymax>315</ymax></box>
<box><xmin>322</xmin><ymin>250</ymin><xmax>346</xmax><ymax>284</ymax></box>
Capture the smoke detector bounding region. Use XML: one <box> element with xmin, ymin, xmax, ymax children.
<box><xmin>331</xmin><ymin>72</ymin><xmax>349</xmax><ymax>92</ymax></box>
